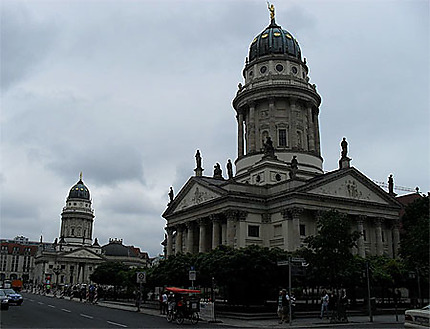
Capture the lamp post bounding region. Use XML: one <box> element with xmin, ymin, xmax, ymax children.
<box><xmin>53</xmin><ymin>266</ymin><xmax>61</xmax><ymax>290</ymax></box>
<box><xmin>365</xmin><ymin>262</ymin><xmax>373</xmax><ymax>322</ymax></box>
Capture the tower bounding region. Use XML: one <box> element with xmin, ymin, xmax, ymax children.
<box><xmin>233</xmin><ymin>7</ymin><xmax>323</xmax><ymax>185</ymax></box>
<box><xmin>59</xmin><ymin>173</ymin><xmax>95</xmax><ymax>246</ymax></box>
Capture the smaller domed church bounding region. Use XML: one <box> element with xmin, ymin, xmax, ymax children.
<box><xmin>33</xmin><ymin>173</ymin><xmax>148</xmax><ymax>287</ymax></box>
<box><xmin>162</xmin><ymin>6</ymin><xmax>402</xmax><ymax>259</ymax></box>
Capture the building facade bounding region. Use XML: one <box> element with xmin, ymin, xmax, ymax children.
<box><xmin>32</xmin><ymin>174</ymin><xmax>148</xmax><ymax>288</ymax></box>
<box><xmin>162</xmin><ymin>8</ymin><xmax>402</xmax><ymax>258</ymax></box>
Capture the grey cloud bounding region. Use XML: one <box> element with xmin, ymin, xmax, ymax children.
<box><xmin>1</xmin><ymin>3</ymin><xmax>58</xmax><ymax>91</ymax></box>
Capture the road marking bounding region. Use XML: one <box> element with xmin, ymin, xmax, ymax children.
<box><xmin>80</xmin><ymin>314</ymin><xmax>93</xmax><ymax>319</ymax></box>
<box><xmin>48</xmin><ymin>305</ymin><xmax>56</xmax><ymax>308</ymax></box>
<box><xmin>28</xmin><ymin>299</ymin><xmax>34</xmax><ymax>302</ymax></box>
<box><xmin>61</xmin><ymin>308</ymin><xmax>71</xmax><ymax>313</ymax></box>
<box><xmin>38</xmin><ymin>302</ymin><xmax>44</xmax><ymax>305</ymax></box>
<box><xmin>106</xmin><ymin>320</ymin><xmax>127</xmax><ymax>327</ymax></box>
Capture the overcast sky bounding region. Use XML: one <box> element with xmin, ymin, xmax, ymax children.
<box><xmin>1</xmin><ymin>0</ymin><xmax>429</xmax><ymax>257</ymax></box>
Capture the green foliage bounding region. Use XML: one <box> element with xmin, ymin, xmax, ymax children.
<box><xmin>399</xmin><ymin>195</ymin><xmax>429</xmax><ymax>276</ymax></box>
<box><xmin>90</xmin><ymin>262</ymin><xmax>129</xmax><ymax>287</ymax></box>
<box><xmin>365</xmin><ymin>256</ymin><xmax>407</xmax><ymax>287</ymax></box>
<box><xmin>300</xmin><ymin>210</ymin><xmax>361</xmax><ymax>288</ymax></box>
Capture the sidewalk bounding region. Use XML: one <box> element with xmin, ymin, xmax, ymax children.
<box><xmin>34</xmin><ymin>292</ymin><xmax>405</xmax><ymax>328</ymax></box>
<box><xmin>96</xmin><ymin>299</ymin><xmax>405</xmax><ymax>328</ymax></box>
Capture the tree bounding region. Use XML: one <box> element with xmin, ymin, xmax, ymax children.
<box><xmin>399</xmin><ymin>195</ymin><xmax>429</xmax><ymax>275</ymax></box>
<box><xmin>300</xmin><ymin>210</ymin><xmax>361</xmax><ymax>288</ymax></box>
<box><xmin>90</xmin><ymin>262</ymin><xmax>129</xmax><ymax>287</ymax></box>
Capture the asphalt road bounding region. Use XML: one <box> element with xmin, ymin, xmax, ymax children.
<box><xmin>0</xmin><ymin>293</ymin><xmax>227</xmax><ymax>328</ymax></box>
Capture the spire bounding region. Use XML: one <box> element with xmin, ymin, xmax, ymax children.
<box><xmin>79</xmin><ymin>171</ymin><xmax>83</xmax><ymax>181</ymax></box>
<box><xmin>267</xmin><ymin>1</ymin><xmax>275</xmax><ymax>25</ymax></box>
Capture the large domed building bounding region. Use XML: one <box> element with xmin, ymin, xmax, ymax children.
<box><xmin>33</xmin><ymin>174</ymin><xmax>148</xmax><ymax>287</ymax></box>
<box><xmin>162</xmin><ymin>6</ymin><xmax>402</xmax><ymax>259</ymax></box>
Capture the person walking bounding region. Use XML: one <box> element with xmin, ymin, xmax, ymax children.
<box><xmin>277</xmin><ymin>289</ymin><xmax>290</xmax><ymax>324</ymax></box>
<box><xmin>320</xmin><ymin>290</ymin><xmax>329</xmax><ymax>319</ymax></box>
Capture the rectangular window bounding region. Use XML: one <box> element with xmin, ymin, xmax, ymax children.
<box><xmin>382</xmin><ymin>231</ymin><xmax>385</xmax><ymax>242</ymax></box>
<box><xmin>248</xmin><ymin>225</ymin><xmax>260</xmax><ymax>238</ymax></box>
<box><xmin>299</xmin><ymin>224</ymin><xmax>306</xmax><ymax>236</ymax></box>
<box><xmin>363</xmin><ymin>230</ymin><xmax>367</xmax><ymax>241</ymax></box>
<box><xmin>273</xmin><ymin>224</ymin><xmax>282</xmax><ymax>237</ymax></box>
<box><xmin>278</xmin><ymin>129</ymin><xmax>287</xmax><ymax>147</ymax></box>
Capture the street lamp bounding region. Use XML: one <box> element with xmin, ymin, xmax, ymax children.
<box><xmin>53</xmin><ymin>266</ymin><xmax>61</xmax><ymax>290</ymax></box>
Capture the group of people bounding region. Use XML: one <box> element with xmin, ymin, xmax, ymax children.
<box><xmin>320</xmin><ymin>289</ymin><xmax>348</xmax><ymax>323</ymax></box>
<box><xmin>277</xmin><ymin>289</ymin><xmax>348</xmax><ymax>324</ymax></box>
<box><xmin>277</xmin><ymin>289</ymin><xmax>296</xmax><ymax>324</ymax></box>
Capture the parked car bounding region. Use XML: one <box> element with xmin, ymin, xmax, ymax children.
<box><xmin>2</xmin><ymin>288</ymin><xmax>23</xmax><ymax>306</ymax></box>
<box><xmin>405</xmin><ymin>304</ymin><xmax>430</xmax><ymax>328</ymax></box>
<box><xmin>0</xmin><ymin>289</ymin><xmax>9</xmax><ymax>310</ymax></box>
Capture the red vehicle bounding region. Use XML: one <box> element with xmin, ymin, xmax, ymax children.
<box><xmin>165</xmin><ymin>287</ymin><xmax>200</xmax><ymax>325</ymax></box>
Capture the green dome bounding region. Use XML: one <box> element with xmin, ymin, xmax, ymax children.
<box><xmin>68</xmin><ymin>179</ymin><xmax>90</xmax><ymax>200</ymax></box>
<box><xmin>249</xmin><ymin>21</ymin><xmax>301</xmax><ymax>62</ymax></box>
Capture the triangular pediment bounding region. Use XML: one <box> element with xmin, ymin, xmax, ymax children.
<box><xmin>305</xmin><ymin>169</ymin><xmax>391</xmax><ymax>205</ymax></box>
<box><xmin>164</xmin><ymin>177</ymin><xmax>226</xmax><ymax>216</ymax></box>
<box><xmin>62</xmin><ymin>247</ymin><xmax>104</xmax><ymax>260</ymax></box>
<box><xmin>176</xmin><ymin>183</ymin><xmax>222</xmax><ymax>211</ymax></box>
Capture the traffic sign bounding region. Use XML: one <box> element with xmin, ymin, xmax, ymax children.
<box><xmin>189</xmin><ymin>270</ymin><xmax>196</xmax><ymax>281</ymax></box>
<box><xmin>291</xmin><ymin>257</ymin><xmax>306</xmax><ymax>262</ymax></box>
<box><xmin>136</xmin><ymin>271</ymin><xmax>146</xmax><ymax>283</ymax></box>
<box><xmin>277</xmin><ymin>260</ymin><xmax>289</xmax><ymax>266</ymax></box>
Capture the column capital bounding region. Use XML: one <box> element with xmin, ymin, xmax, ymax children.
<box><xmin>282</xmin><ymin>207</ymin><xmax>303</xmax><ymax>220</ymax></box>
<box><xmin>261</xmin><ymin>213</ymin><xmax>271</xmax><ymax>224</ymax></box>
<box><xmin>373</xmin><ymin>217</ymin><xmax>384</xmax><ymax>226</ymax></box>
<box><xmin>186</xmin><ymin>221</ymin><xmax>194</xmax><ymax>229</ymax></box>
<box><xmin>209</xmin><ymin>214</ymin><xmax>221</xmax><ymax>223</ymax></box>
<box><xmin>166</xmin><ymin>226</ymin><xmax>175</xmax><ymax>234</ymax></box>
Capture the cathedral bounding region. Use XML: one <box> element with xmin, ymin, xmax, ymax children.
<box><xmin>162</xmin><ymin>6</ymin><xmax>402</xmax><ymax>258</ymax></box>
<box><xmin>33</xmin><ymin>174</ymin><xmax>148</xmax><ymax>287</ymax></box>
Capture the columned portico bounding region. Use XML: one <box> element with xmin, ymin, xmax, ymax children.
<box><xmin>374</xmin><ymin>218</ymin><xmax>384</xmax><ymax>256</ymax></box>
<box><xmin>186</xmin><ymin>222</ymin><xmax>195</xmax><ymax>254</ymax></box>
<box><xmin>357</xmin><ymin>216</ymin><xmax>366</xmax><ymax>257</ymax></box>
<box><xmin>211</xmin><ymin>215</ymin><xmax>221</xmax><ymax>249</ymax></box>
<box><xmin>176</xmin><ymin>225</ymin><xmax>183</xmax><ymax>254</ymax></box>
<box><xmin>166</xmin><ymin>227</ymin><xmax>174</xmax><ymax>257</ymax></box>
<box><xmin>198</xmin><ymin>219</ymin><xmax>207</xmax><ymax>253</ymax></box>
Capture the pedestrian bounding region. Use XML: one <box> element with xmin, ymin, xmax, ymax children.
<box><xmin>290</xmin><ymin>293</ymin><xmax>296</xmax><ymax>320</ymax></box>
<box><xmin>162</xmin><ymin>291</ymin><xmax>168</xmax><ymax>315</ymax></box>
<box><xmin>320</xmin><ymin>290</ymin><xmax>329</xmax><ymax>319</ymax></box>
<box><xmin>338</xmin><ymin>289</ymin><xmax>348</xmax><ymax>322</ymax></box>
<box><xmin>135</xmin><ymin>290</ymin><xmax>142</xmax><ymax>312</ymax></box>
<box><xmin>159</xmin><ymin>292</ymin><xmax>164</xmax><ymax>314</ymax></box>
<box><xmin>277</xmin><ymin>289</ymin><xmax>289</xmax><ymax>324</ymax></box>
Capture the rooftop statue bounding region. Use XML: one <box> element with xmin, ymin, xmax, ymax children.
<box><xmin>267</xmin><ymin>2</ymin><xmax>275</xmax><ymax>22</ymax></box>
<box><xmin>341</xmin><ymin>137</ymin><xmax>348</xmax><ymax>158</ymax></box>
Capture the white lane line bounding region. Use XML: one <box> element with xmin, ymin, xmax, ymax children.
<box><xmin>106</xmin><ymin>320</ymin><xmax>127</xmax><ymax>327</ymax></box>
<box><xmin>80</xmin><ymin>314</ymin><xmax>93</xmax><ymax>319</ymax></box>
<box><xmin>38</xmin><ymin>302</ymin><xmax>44</xmax><ymax>305</ymax></box>
<box><xmin>48</xmin><ymin>305</ymin><xmax>56</xmax><ymax>308</ymax></box>
<box><xmin>61</xmin><ymin>308</ymin><xmax>71</xmax><ymax>313</ymax></box>
<box><xmin>28</xmin><ymin>299</ymin><xmax>34</xmax><ymax>302</ymax></box>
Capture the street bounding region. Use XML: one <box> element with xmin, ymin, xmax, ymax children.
<box><xmin>0</xmin><ymin>293</ymin><xmax>228</xmax><ymax>328</ymax></box>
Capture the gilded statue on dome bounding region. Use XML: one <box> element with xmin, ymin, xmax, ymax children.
<box><xmin>267</xmin><ymin>2</ymin><xmax>275</xmax><ymax>21</ymax></box>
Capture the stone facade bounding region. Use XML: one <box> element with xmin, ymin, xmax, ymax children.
<box><xmin>162</xmin><ymin>11</ymin><xmax>402</xmax><ymax>259</ymax></box>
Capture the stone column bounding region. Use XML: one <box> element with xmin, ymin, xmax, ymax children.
<box><xmin>237</xmin><ymin>113</ymin><xmax>244</xmax><ymax>157</ymax></box>
<box><xmin>290</xmin><ymin>207</ymin><xmax>303</xmax><ymax>251</ymax></box>
<box><xmin>290</xmin><ymin>98</ymin><xmax>298</xmax><ymax>148</ymax></box>
<box><xmin>175</xmin><ymin>225</ymin><xmax>183</xmax><ymax>254</ymax></box>
<box><xmin>221</xmin><ymin>221</ymin><xmax>227</xmax><ymax>245</ymax></box>
<box><xmin>198</xmin><ymin>219</ymin><xmax>207</xmax><ymax>253</ymax></box>
<box><xmin>166</xmin><ymin>227</ymin><xmax>174</xmax><ymax>257</ymax></box>
<box><xmin>249</xmin><ymin>102</ymin><xmax>256</xmax><ymax>153</ymax></box>
<box><xmin>211</xmin><ymin>215</ymin><xmax>221</xmax><ymax>250</ymax></box>
<box><xmin>186</xmin><ymin>222</ymin><xmax>194</xmax><ymax>254</ymax></box>
<box><xmin>313</xmin><ymin>107</ymin><xmax>321</xmax><ymax>156</ymax></box>
<box><xmin>225</xmin><ymin>211</ymin><xmax>236</xmax><ymax>247</ymax></box>
<box><xmin>357</xmin><ymin>216</ymin><xmax>366</xmax><ymax>258</ymax></box>
<box><xmin>307</xmin><ymin>105</ymin><xmax>315</xmax><ymax>152</ymax></box>
<box><xmin>374</xmin><ymin>218</ymin><xmax>384</xmax><ymax>256</ymax></box>
<box><xmin>392</xmin><ymin>220</ymin><xmax>400</xmax><ymax>258</ymax></box>
<box><xmin>268</xmin><ymin>97</ymin><xmax>276</xmax><ymax>139</ymax></box>
<box><xmin>236</xmin><ymin>211</ymin><xmax>248</xmax><ymax>248</ymax></box>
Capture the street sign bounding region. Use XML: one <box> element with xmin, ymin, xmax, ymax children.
<box><xmin>277</xmin><ymin>260</ymin><xmax>289</xmax><ymax>266</ymax></box>
<box><xmin>189</xmin><ymin>270</ymin><xmax>196</xmax><ymax>281</ymax></box>
<box><xmin>136</xmin><ymin>271</ymin><xmax>146</xmax><ymax>283</ymax></box>
<box><xmin>291</xmin><ymin>257</ymin><xmax>306</xmax><ymax>262</ymax></box>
